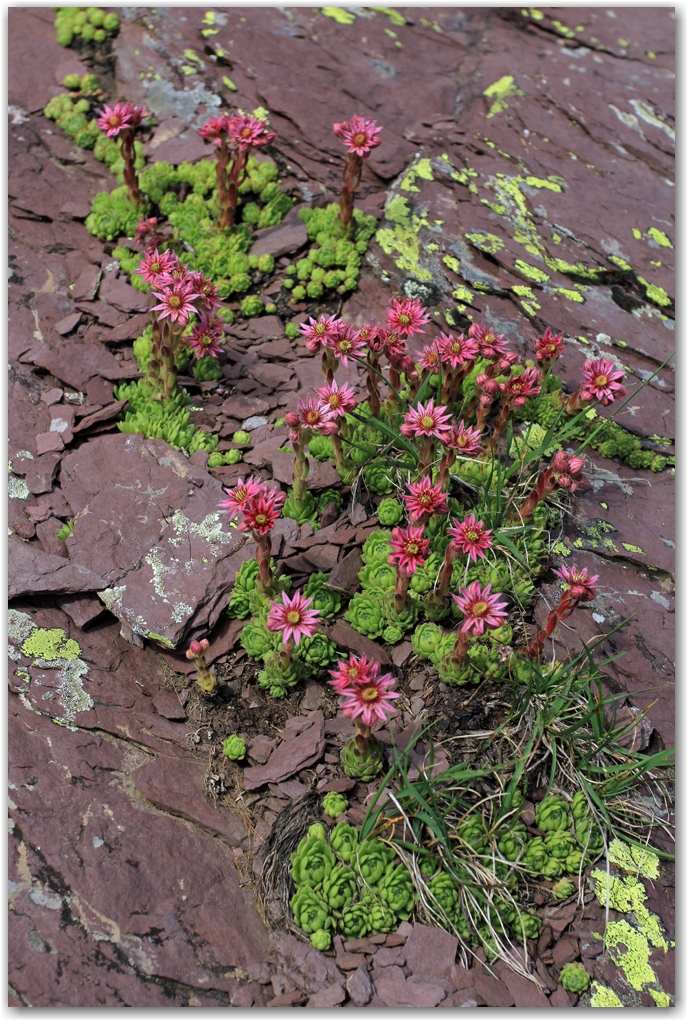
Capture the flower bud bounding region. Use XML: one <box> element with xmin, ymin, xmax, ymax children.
<box><xmin>289</xmin><ymin>429</ymin><xmax>301</xmax><ymax>444</ymax></box>
<box><xmin>484</xmin><ymin>379</ymin><xmax>500</xmax><ymax>396</ymax></box>
<box><xmin>200</xmin><ymin>638</ymin><xmax>209</xmax><ymax>651</ymax></box>
<box><xmin>512</xmin><ymin>395</ymin><xmax>527</xmax><ymax>408</ymax></box>
<box><xmin>479</xmin><ymin>394</ymin><xmax>492</xmax><ymax>407</ymax></box>
<box><xmin>188</xmin><ymin>640</ymin><xmax>203</xmax><ymax>656</ymax></box>
<box><xmin>557</xmin><ymin>474</ymin><xmax>572</xmax><ymax>488</ymax></box>
<box><xmin>476</xmin><ymin>373</ymin><xmax>489</xmax><ymax>388</ymax></box>
<box><xmin>568</xmin><ymin>456</ymin><xmax>585</xmax><ymax>476</ymax></box>
<box><xmin>550</xmin><ymin>451</ymin><xmax>569</xmax><ymax>473</ymax></box>
<box><xmin>285</xmin><ymin>412</ymin><xmax>299</xmax><ymax>428</ymax></box>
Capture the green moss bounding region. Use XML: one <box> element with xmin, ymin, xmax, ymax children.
<box><xmin>22</xmin><ymin>628</ymin><xmax>81</xmax><ymax>662</ymax></box>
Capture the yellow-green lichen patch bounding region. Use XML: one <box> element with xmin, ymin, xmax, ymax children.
<box><xmin>632</xmin><ymin>228</ymin><xmax>642</xmax><ymax>240</ymax></box>
<box><xmin>590</xmin><ymin>983</ymin><xmax>623</xmax><ymax>1007</ymax></box>
<box><xmin>608</xmin><ymin>255</ymin><xmax>632</xmax><ymax>271</ymax></box>
<box><xmin>147</xmin><ymin>631</ymin><xmax>175</xmax><ymax>647</ymax></box>
<box><xmin>321</xmin><ymin>7</ymin><xmax>356</xmax><ymax>24</ymax></box>
<box><xmin>523</xmin><ymin>8</ymin><xmax>545</xmax><ymax>21</ymax></box>
<box><xmin>22</xmin><ymin>628</ymin><xmax>81</xmax><ymax>662</ymax></box>
<box><xmin>646</xmin><ymin>228</ymin><xmax>673</xmax><ymax>248</ymax></box>
<box><xmin>552</xmin><ymin>541</ymin><xmax>572</xmax><ymax>557</ymax></box>
<box><xmin>543</xmin><ymin>255</ymin><xmax>605</xmax><ymax>280</ymax></box>
<box><xmin>554</xmin><ymin>287</ymin><xmax>585</xmax><ymax>303</ymax></box>
<box><xmin>511</xmin><ymin>285</ymin><xmax>535</xmax><ymax>298</ymax></box>
<box><xmin>483</xmin><ymin>75</ymin><xmax>525</xmax><ymax>118</ymax></box>
<box><xmin>514</xmin><ymin>259</ymin><xmax>549</xmax><ymax>283</ymax></box>
<box><xmin>376</xmin><ymin>195</ymin><xmax>433</xmax><ymax>281</ymax></box>
<box><xmin>400</xmin><ymin>158</ymin><xmax>434</xmax><ymax>193</ymax></box>
<box><xmin>465</xmin><ymin>231</ymin><xmax>505</xmax><ymax>255</ymax></box>
<box><xmin>608</xmin><ymin>838</ymin><xmax>660</xmax><ymax>880</ymax></box>
<box><xmin>650</xmin><ymin>990</ymin><xmax>672</xmax><ymax>1007</ymax></box>
<box><xmin>636</xmin><ymin>277</ymin><xmax>672</xmax><ymax>307</ymax></box>
<box><xmin>452</xmin><ymin>286</ymin><xmax>473</xmax><ymax>304</ymax></box>
<box><xmin>621</xmin><ymin>543</ymin><xmax>645</xmax><ymax>555</ymax></box>
<box><xmin>523</xmin><ymin>175</ymin><xmax>563</xmax><ymax>192</ymax></box>
<box><xmin>550</xmin><ymin>19</ymin><xmax>576</xmax><ymax>38</ymax></box>
<box><xmin>442</xmin><ymin>254</ymin><xmax>461</xmax><ymax>274</ymax></box>
<box><xmin>371</xmin><ymin>6</ymin><xmax>407</xmax><ymax>26</ymax></box>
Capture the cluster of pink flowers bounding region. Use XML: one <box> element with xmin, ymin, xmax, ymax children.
<box><xmin>329</xmin><ymin>654</ymin><xmax>400</xmax><ymax>726</ymax></box>
<box><xmin>135</xmin><ymin>249</ymin><xmax>224</xmax><ymax>349</ymax></box>
<box><xmin>535</xmin><ymin>327</ymin><xmax>565</xmax><ymax>365</ymax></box>
<box><xmin>548</xmin><ymin>450</ymin><xmax>586</xmax><ymax>492</ymax></box>
<box><xmin>218</xmin><ymin>477</ymin><xmax>285</xmax><ymax>535</ymax></box>
<box><xmin>199</xmin><ymin>112</ymin><xmax>275</xmax><ymax>150</ymax></box>
<box><xmin>499</xmin><ymin>367</ymin><xmax>542</xmax><ymax>408</ymax></box>
<box><xmin>333</xmin><ymin>115</ymin><xmax>383</xmax><ymax>157</ymax></box>
<box><xmin>96</xmin><ymin>100</ymin><xmax>148</xmax><ymax>138</ymax></box>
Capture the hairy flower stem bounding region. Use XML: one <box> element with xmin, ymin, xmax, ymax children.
<box><xmin>419</xmin><ymin>437</ymin><xmax>435</xmax><ymax>478</ymax></box>
<box><xmin>220</xmin><ymin>146</ymin><xmax>247</xmax><ymax>231</ymax></box>
<box><xmin>119</xmin><ymin>127</ymin><xmax>142</xmax><ymax>205</ymax></box>
<box><xmin>512</xmin><ymin>466</ymin><xmax>557</xmax><ymax>522</ymax></box>
<box><xmin>564</xmin><ymin>389</ymin><xmax>590</xmax><ymax>415</ymax></box>
<box><xmin>254</xmin><ymin>533</ymin><xmax>274</xmax><ymax>595</ymax></box>
<box><xmin>188</xmin><ymin>648</ymin><xmax>217</xmax><ymax>695</ymax></box>
<box><xmin>338</xmin><ymin>153</ymin><xmax>363</xmax><ymax>233</ymax></box>
<box><xmin>277</xmin><ymin>635</ymin><xmax>296</xmax><ymax>672</ymax></box>
<box><xmin>450</xmin><ymin>628</ymin><xmax>470</xmax><ymax>667</ymax></box>
<box><xmin>291</xmin><ymin>433</ymin><xmax>310</xmax><ymax>503</ymax></box>
<box><xmin>159</xmin><ymin>321</ymin><xmax>180</xmax><ymax>401</ymax></box>
<box><xmin>386</xmin><ymin>365</ymin><xmax>401</xmax><ymax>411</ymax></box>
<box><xmin>527</xmin><ymin>596</ymin><xmax>576</xmax><ymax>657</ymax></box>
<box><xmin>366</xmin><ymin>352</ymin><xmax>382</xmax><ymax>418</ymax></box>
<box><xmin>147</xmin><ymin>316</ymin><xmax>163</xmax><ymax>387</ymax></box>
<box><xmin>489</xmin><ymin>402</ymin><xmax>513</xmax><ymax>453</ymax></box>
<box><xmin>354</xmin><ymin>720</ymin><xmax>371</xmax><ymax>757</ymax></box>
<box><xmin>394</xmin><ymin>571</ymin><xmax>410</xmax><ymax>614</ymax></box>
<box><xmin>331</xmin><ymin>431</ymin><xmax>346</xmax><ymax>474</ymax></box>
<box><xmin>321</xmin><ymin>349</ymin><xmax>336</xmax><ymax>385</ymax></box>
<box><xmin>213</xmin><ymin>136</ymin><xmax>230</xmax><ymax>224</ymax></box>
<box><xmin>437</xmin><ymin>449</ymin><xmax>456</xmax><ymax>491</ymax></box>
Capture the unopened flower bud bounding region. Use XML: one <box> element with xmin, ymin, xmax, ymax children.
<box><xmin>188</xmin><ymin>640</ymin><xmax>204</xmax><ymax>656</ymax></box>
<box><xmin>512</xmin><ymin>396</ymin><xmax>527</xmax><ymax>408</ymax></box>
<box><xmin>285</xmin><ymin>412</ymin><xmax>299</xmax><ymax>428</ymax></box>
<box><xmin>550</xmin><ymin>451</ymin><xmax>569</xmax><ymax>473</ymax></box>
<box><xmin>568</xmin><ymin>456</ymin><xmax>585</xmax><ymax>476</ymax></box>
<box><xmin>476</xmin><ymin>373</ymin><xmax>489</xmax><ymax>389</ymax></box>
<box><xmin>484</xmin><ymin>379</ymin><xmax>500</xmax><ymax>396</ymax></box>
<box><xmin>557</xmin><ymin>474</ymin><xmax>572</xmax><ymax>488</ymax></box>
<box><xmin>289</xmin><ymin>429</ymin><xmax>301</xmax><ymax>444</ymax></box>
<box><xmin>200</xmin><ymin>638</ymin><xmax>209</xmax><ymax>651</ymax></box>
<box><xmin>480</xmin><ymin>394</ymin><xmax>492</xmax><ymax>408</ymax></box>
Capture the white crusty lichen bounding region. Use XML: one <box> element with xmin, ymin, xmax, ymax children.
<box><xmin>169</xmin><ymin>509</ymin><xmax>236</xmax><ymax>547</ymax></box>
<box><xmin>98</xmin><ymin>586</ymin><xmax>127</xmax><ymax>611</ymax></box>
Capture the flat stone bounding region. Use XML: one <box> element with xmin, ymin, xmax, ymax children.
<box><xmin>403</xmin><ymin>923</ymin><xmax>458</xmax><ymax>981</ymax></box>
<box><xmin>495</xmin><ymin>966</ymin><xmax>551</xmax><ymax>1008</ymax></box>
<box><xmin>222</xmin><ymin>392</ymin><xmax>271</xmax><ymax>419</ymax></box>
<box><xmin>266</xmin><ymin>990</ymin><xmax>308</xmax><ymax>1007</ymax></box>
<box><xmin>152</xmin><ymin>688</ymin><xmax>187</xmax><ymax>721</ymax></box>
<box><xmin>54</xmin><ymin>311</ymin><xmax>82</xmax><ymax>335</ymax></box>
<box><xmin>374</xmin><ymin>965</ymin><xmax>446</xmax><ymax>1007</ymax></box>
<box><xmin>251</xmin><ymin>220</ymin><xmax>308</xmax><ymax>259</ymax></box>
<box><xmin>303</xmin><ymin>544</ymin><xmax>340</xmax><ymax>572</ymax></box>
<box><xmin>60</xmin><ymin>199</ymin><xmax>92</xmax><ymax>220</ymax></box>
<box><xmin>35</xmin><ymin>343</ymin><xmax>133</xmax><ymax>389</ymax></box>
<box><xmin>243</xmin><ymin>711</ymin><xmax>325</xmax><ymax>790</ymax></box>
<box><xmin>36</xmin><ymin>431</ymin><xmax>64</xmax><ymax>454</ymax></box>
<box><xmin>205</xmin><ymin>616</ymin><xmax>244</xmax><ymax>664</ymax></box>
<box><xmin>40</xmin><ymin>387</ymin><xmax>63</xmax><ymax>406</ymax></box>
<box><xmin>149</xmin><ymin>130</ymin><xmax>209</xmax><ymax>165</ymax></box>
<box><xmin>372</xmin><ymin>947</ymin><xmax>405</xmax><ymax>968</ymax></box>
<box><xmin>270</xmin><ymin>932</ymin><xmax>344</xmax><ymax>996</ymax></box>
<box><xmin>59</xmin><ymin>434</ymin><xmax>250</xmax><ymax>648</ymax></box>
<box><xmin>107</xmin><ymin>313</ymin><xmax>151</xmax><ymax>343</ymax></box>
<box><xmin>99</xmin><ymin>272</ymin><xmax>151</xmax><ymax>314</ymax></box>
<box><xmin>549</xmin><ymin>985</ymin><xmax>573</xmax><ymax>1007</ymax></box>
<box><xmin>132</xmin><ymin>755</ymin><xmax>246</xmax><ymax>845</ymax></box>
<box><xmin>270</xmin><ymin>451</ymin><xmax>340</xmax><ymax>492</ymax></box>
<box><xmin>551</xmin><ymin>937</ymin><xmax>579</xmax><ymax>970</ymax></box>
<box><xmin>72</xmin><ymin>264</ymin><xmax>101</xmax><ymax>302</ymax></box>
<box><xmin>276</xmin><ymin>779</ymin><xmax>309</xmax><ymax>799</ymax></box>
<box><xmin>473</xmin><ymin>972</ymin><xmax>515</xmax><ymax>1008</ymax></box>
<box><xmin>247</xmin><ymin>735</ymin><xmax>277</xmax><ymax>766</ymax></box>
<box><xmin>328</xmin><ymin>548</ymin><xmax>363</xmax><ymax>595</ymax></box>
<box><xmin>328</xmin><ymin>621</ymin><xmax>391</xmax><ymax>666</ymax></box>
<box><xmin>447</xmin><ymin>965</ymin><xmax>475</xmax><ymax>991</ymax></box>
<box><xmin>239</xmin><ymin>316</ymin><xmax>286</xmax><ymax>342</ymax></box>
<box><xmin>72</xmin><ymin>399</ymin><xmax>130</xmax><ymax>435</ymax></box>
<box><xmin>320</xmin><ymin>777</ymin><xmax>355</xmax><ymax>793</ymax></box>
<box><xmin>392</xmin><ymin>641</ymin><xmax>413</xmax><ymax>667</ymax></box>
<box><xmin>305</xmin><ymin>983</ymin><xmax>346</xmax><ymax>1007</ymax></box>
<box><xmin>9</xmin><ymin>536</ymin><xmax>106</xmax><ymax>599</ymax></box>
<box><xmin>56</xmin><ymin>594</ymin><xmax>105</xmax><ymax>629</ymax></box>
<box><xmin>35</xmin><ymin>516</ymin><xmax>69</xmax><ymax>558</ymax></box>
<box><xmin>346</xmin><ymin>962</ymin><xmax>372</xmax><ymax>1006</ymax></box>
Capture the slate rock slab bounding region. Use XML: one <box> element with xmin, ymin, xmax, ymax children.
<box><xmin>59</xmin><ymin>433</ymin><xmax>249</xmax><ymax>648</ymax></box>
<box><xmin>9</xmin><ymin>536</ymin><xmax>106</xmax><ymax>599</ymax></box>
<box><xmin>243</xmin><ymin>711</ymin><xmax>325</xmax><ymax>790</ymax></box>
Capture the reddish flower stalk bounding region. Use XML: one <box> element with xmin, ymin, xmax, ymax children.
<box><xmin>333</xmin><ymin>115</ymin><xmax>382</xmax><ymax>233</ymax></box>
<box><xmin>267</xmin><ymin>590</ymin><xmax>320</xmax><ymax>670</ymax></box>
<box><xmin>285</xmin><ymin>396</ymin><xmax>336</xmax><ymax>503</ymax></box>
<box><xmin>355</xmin><ymin>323</ymin><xmax>382</xmax><ymax>417</ymax></box>
<box><xmin>232</xmin><ymin>483</ymin><xmax>286</xmax><ymax>593</ymax></box>
<box><xmin>489</xmin><ymin>367</ymin><xmax>542</xmax><ymax>451</ymax></box>
<box><xmin>96</xmin><ymin>100</ymin><xmax>148</xmax><ymax>205</ymax></box>
<box><xmin>527</xmin><ymin>565</ymin><xmax>600</xmax><ymax>658</ymax></box>
<box><xmin>186</xmin><ymin>639</ymin><xmax>217</xmax><ymax>694</ymax></box>
<box><xmin>317</xmin><ymin>380</ymin><xmax>357</xmax><ymax>474</ymax></box>
<box><xmin>400</xmin><ymin>399</ymin><xmax>453</xmax><ymax>477</ymax></box>
<box><xmin>200</xmin><ymin>113</ymin><xmax>275</xmax><ymax>230</ymax></box>
<box><xmin>513</xmin><ymin>451</ymin><xmax>586</xmax><ymax>522</ymax></box>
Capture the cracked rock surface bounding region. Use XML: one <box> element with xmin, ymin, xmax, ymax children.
<box><xmin>9</xmin><ymin>6</ymin><xmax>673</xmax><ymax>1007</ymax></box>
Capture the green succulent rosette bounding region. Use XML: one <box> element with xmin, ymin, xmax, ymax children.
<box><xmin>564</xmin><ymin>850</ymin><xmax>589</xmax><ymax>875</ymax></box>
<box><xmin>522</xmin><ymin>837</ymin><xmax>549</xmax><ymax>875</ymax></box>
<box><xmin>544</xmin><ymin>831</ymin><xmax>576</xmax><ymax>861</ymax></box>
<box><xmin>296</xmin><ymin>632</ymin><xmax>338</xmax><ymax>670</ymax></box>
<box><xmin>488</xmin><ymin>623</ymin><xmax>513</xmax><ymax>646</ymax></box>
<box><xmin>574</xmin><ymin>817</ymin><xmax>604</xmax><ymax>853</ymax></box>
<box><xmin>355</xmin><ymin>839</ymin><xmax>396</xmax><ymax>888</ymax></box>
<box><xmin>359</xmin><ymin>560</ymin><xmax>397</xmax><ymax>591</ymax></box>
<box><xmin>340</xmin><ymin>734</ymin><xmax>385</xmax><ymax>780</ymax></box>
<box><xmin>302</xmin><ymin>572</ymin><xmax>342</xmax><ymax>618</ymax></box>
<box><xmin>364</xmin><ymin>460</ymin><xmax>396</xmax><ymax>495</ymax></box>
<box><xmin>458</xmin><ymin>817</ymin><xmax>489</xmax><ymax>853</ymax></box>
<box><xmin>317</xmin><ymin>489</ymin><xmax>344</xmax><ymax>512</ymax></box>
<box><xmin>247</xmin><ymin>588</ymin><xmax>271</xmax><ymax>615</ymax></box>
<box><xmin>377</xmin><ymin>498</ymin><xmax>404</xmax><ymax>526</ymax></box>
<box><xmin>322</xmin><ymin>792</ymin><xmax>348</xmax><ymax>820</ymax></box>
<box><xmin>409</xmin><ymin>552</ymin><xmax>442</xmax><ymax>595</ymax></box>
<box><xmin>330</xmin><ymin>822</ymin><xmax>359</xmax><ymax>863</ymax></box>
<box><xmin>540</xmin><ymin>855</ymin><xmax>564</xmax><ymax>880</ymax></box>
<box><xmin>309</xmin><ymin>434</ymin><xmax>334</xmax><ymax>461</ymax></box>
<box><xmin>418</xmin><ymin>853</ymin><xmax>440</xmax><ymax>880</ymax></box>
<box><xmin>235</xmin><ymin>558</ymin><xmax>260</xmax><ymax>592</ymax></box>
<box><xmin>282</xmin><ymin>490</ymin><xmax>318</xmax><ymax>527</ymax></box>
<box><xmin>226</xmin><ymin>587</ymin><xmax>251</xmax><ymax>619</ymax></box>
<box><xmin>435</xmin><ymin>648</ymin><xmax>473</xmax><ymax>686</ymax></box>
<box><xmin>535</xmin><ymin>795</ymin><xmax>571</xmax><ymax>834</ymax></box>
<box><xmin>428</xmin><ymin>872</ymin><xmax>460</xmax><ymax>918</ymax></box>
<box><xmin>513</xmin><ymin>912</ymin><xmax>542</xmax><ymax>941</ymax></box>
<box><xmin>381</xmin><ymin>590</ymin><xmax>419</xmax><ymax>632</ymax></box>
<box><xmin>344</xmin><ymin>591</ymin><xmax>385</xmax><ymax>639</ymax></box>
<box><xmin>257</xmin><ymin>651</ymin><xmax>303</xmax><ymax>699</ymax></box>
<box><xmin>290</xmin><ymin>835</ymin><xmax>336</xmax><ymax>890</ymax></box>
<box><xmin>497</xmin><ymin>826</ymin><xmax>527</xmax><ymax>862</ymax></box>
<box><xmin>361</xmin><ymin>530</ymin><xmax>393</xmax><ymax>565</ymax></box>
<box><xmin>290</xmin><ymin>886</ymin><xmax>332</xmax><ymax>935</ymax></box>
<box><xmin>365</xmin><ymin>896</ymin><xmax>398</xmax><ymax>935</ymax></box>
<box><xmin>322</xmin><ymin>864</ymin><xmax>358</xmax><ymax>914</ymax></box>
<box><xmin>240</xmin><ymin>616</ymin><xmax>279</xmax><ymax>660</ymax></box>
<box><xmin>308</xmin><ymin>822</ymin><xmax>327</xmax><ymax>840</ymax></box>
<box><xmin>381</xmin><ymin>624</ymin><xmax>405</xmax><ymax>644</ymax></box>
<box><xmin>551</xmin><ymin>878</ymin><xmax>575</xmax><ymax>900</ymax></box>
<box><xmin>339</xmin><ymin>901</ymin><xmax>371</xmax><ymax>939</ymax></box>
<box><xmin>310</xmin><ymin>928</ymin><xmax>332</xmax><ymax>951</ymax></box>
<box><xmin>571</xmin><ymin>790</ymin><xmax>590</xmax><ymax>823</ymax></box>
<box><xmin>222</xmin><ymin>735</ymin><xmax>246</xmax><ymax>761</ymax></box>
<box><xmin>411</xmin><ymin>622</ymin><xmax>444</xmax><ymax>662</ymax></box>
<box><xmin>559</xmin><ymin>962</ymin><xmax>590</xmax><ymax>993</ymax></box>
<box><xmin>377</xmin><ymin>864</ymin><xmax>416</xmax><ymax>920</ymax></box>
